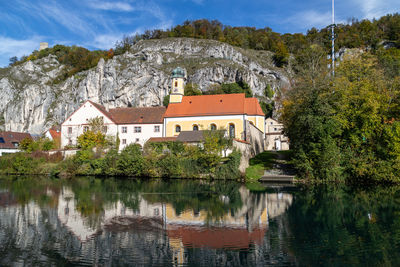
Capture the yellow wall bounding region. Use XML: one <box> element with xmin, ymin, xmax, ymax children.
<box><xmin>165</xmin><ymin>204</ymin><xmax>248</xmax><ymax>225</ymax></box>
<box><xmin>166</xmin><ymin>117</ymin><xmax>244</xmax><ymax>139</ymax></box>
<box><xmin>169</xmin><ymin>94</ymin><xmax>183</xmax><ymax>104</ymax></box>
<box><xmin>247</xmin><ymin>116</ymin><xmax>265</xmax><ymax>134</ymax></box>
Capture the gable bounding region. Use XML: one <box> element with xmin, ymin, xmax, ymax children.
<box><xmin>62</xmin><ymin>100</ymin><xmax>115</xmax><ymax>125</ymax></box>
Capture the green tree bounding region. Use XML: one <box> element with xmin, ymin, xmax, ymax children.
<box><xmin>117</xmin><ymin>144</ymin><xmax>145</xmax><ymax>177</ymax></box>
<box><xmin>184</xmin><ymin>83</ymin><xmax>202</xmax><ymax>96</ymax></box>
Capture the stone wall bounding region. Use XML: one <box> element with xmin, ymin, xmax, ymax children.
<box><xmin>234</xmin><ymin>121</ymin><xmax>266</xmax><ymax>173</ymax></box>
<box><xmin>245</xmin><ymin>120</ymin><xmax>265</xmax><ymax>156</ymax></box>
<box><xmin>232</xmin><ymin>139</ymin><xmax>252</xmax><ymax>173</ymax></box>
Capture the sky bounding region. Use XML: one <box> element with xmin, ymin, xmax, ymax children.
<box><xmin>0</xmin><ymin>0</ymin><xmax>399</xmax><ymax>67</ymax></box>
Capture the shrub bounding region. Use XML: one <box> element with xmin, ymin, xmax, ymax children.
<box><xmin>116</xmin><ymin>144</ymin><xmax>145</xmax><ymax>177</ymax></box>
<box><xmin>214</xmin><ymin>150</ymin><xmax>241</xmax><ymax>179</ymax></box>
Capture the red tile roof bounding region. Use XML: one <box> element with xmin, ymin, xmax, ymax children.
<box><xmin>48</xmin><ymin>127</ymin><xmax>61</xmax><ymax>140</ymax></box>
<box><xmin>167</xmin><ymin>225</ymin><xmax>265</xmax><ymax>249</ymax></box>
<box><xmin>108</xmin><ymin>106</ymin><xmax>166</xmax><ymax>124</ymax></box>
<box><xmin>245</xmin><ymin>98</ymin><xmax>264</xmax><ymax>117</ymax></box>
<box><xmin>0</xmin><ymin>131</ymin><xmax>32</xmax><ymax>149</ymax></box>
<box><xmin>64</xmin><ymin>100</ymin><xmax>166</xmax><ymax>125</ymax></box>
<box><xmin>164</xmin><ymin>93</ymin><xmax>264</xmax><ymax>118</ymax></box>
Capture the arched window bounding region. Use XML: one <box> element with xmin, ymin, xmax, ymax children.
<box><xmin>229</xmin><ymin>123</ymin><xmax>235</xmax><ymax>138</ymax></box>
<box><xmin>193</xmin><ymin>125</ymin><xmax>199</xmax><ymax>131</ymax></box>
<box><xmin>175</xmin><ymin>125</ymin><xmax>181</xmax><ymax>133</ymax></box>
<box><xmin>175</xmin><ymin>81</ymin><xmax>178</xmax><ymax>87</ymax></box>
<box><xmin>210</xmin><ymin>124</ymin><xmax>217</xmax><ymax>131</ymax></box>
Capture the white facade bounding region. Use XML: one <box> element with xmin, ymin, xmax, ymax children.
<box><xmin>61</xmin><ymin>101</ymin><xmax>164</xmax><ymax>150</ymax></box>
<box><xmin>118</xmin><ymin>123</ymin><xmax>163</xmax><ymax>149</ymax></box>
<box><xmin>265</xmin><ymin>118</ymin><xmax>289</xmax><ymax>151</ymax></box>
<box><xmin>0</xmin><ymin>148</ymin><xmax>20</xmax><ymax>156</ymax></box>
<box><xmin>61</xmin><ymin>101</ymin><xmax>118</xmax><ymax>148</ymax></box>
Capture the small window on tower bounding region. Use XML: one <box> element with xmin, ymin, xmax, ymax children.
<box><xmin>175</xmin><ymin>81</ymin><xmax>178</xmax><ymax>87</ymax></box>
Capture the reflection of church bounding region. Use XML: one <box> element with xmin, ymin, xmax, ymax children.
<box><xmin>0</xmin><ymin>185</ymin><xmax>293</xmax><ymax>266</ymax></box>
<box><xmin>54</xmin><ymin>186</ymin><xmax>293</xmax><ymax>265</ymax></box>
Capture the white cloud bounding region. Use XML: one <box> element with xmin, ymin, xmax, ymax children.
<box><xmin>354</xmin><ymin>0</ymin><xmax>399</xmax><ymax>19</ymax></box>
<box><xmin>284</xmin><ymin>10</ymin><xmax>332</xmax><ymax>31</ymax></box>
<box><xmin>88</xmin><ymin>1</ymin><xmax>134</xmax><ymax>12</ymax></box>
<box><xmin>92</xmin><ymin>33</ymin><xmax>123</xmax><ymax>49</ymax></box>
<box><xmin>0</xmin><ymin>36</ymin><xmax>41</xmax><ymax>67</ymax></box>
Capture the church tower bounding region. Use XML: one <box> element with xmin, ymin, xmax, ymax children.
<box><xmin>169</xmin><ymin>67</ymin><xmax>186</xmax><ymax>104</ymax></box>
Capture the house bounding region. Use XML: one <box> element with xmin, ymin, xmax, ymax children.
<box><xmin>176</xmin><ymin>131</ymin><xmax>205</xmax><ymax>144</ymax></box>
<box><xmin>265</xmin><ymin>117</ymin><xmax>289</xmax><ymax>150</ymax></box>
<box><xmin>61</xmin><ymin>100</ymin><xmax>165</xmax><ymax>149</ymax></box>
<box><xmin>44</xmin><ymin>126</ymin><xmax>61</xmax><ymax>149</ymax></box>
<box><xmin>0</xmin><ymin>131</ymin><xmax>32</xmax><ymax>156</ymax></box>
<box><xmin>163</xmin><ymin>67</ymin><xmax>266</xmax><ymax>141</ymax></box>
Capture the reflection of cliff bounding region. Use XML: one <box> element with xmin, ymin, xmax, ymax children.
<box><xmin>57</xmin><ymin>187</ymin><xmax>164</xmax><ymax>241</ymax></box>
<box><xmin>0</xmin><ymin>184</ymin><xmax>294</xmax><ymax>266</ymax></box>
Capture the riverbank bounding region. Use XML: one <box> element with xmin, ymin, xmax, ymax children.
<box><xmin>0</xmin><ymin>142</ymin><xmax>242</xmax><ymax>180</ymax></box>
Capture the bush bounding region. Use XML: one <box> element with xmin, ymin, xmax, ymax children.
<box><xmin>214</xmin><ymin>150</ymin><xmax>241</xmax><ymax>179</ymax></box>
<box><xmin>116</xmin><ymin>144</ymin><xmax>145</xmax><ymax>177</ymax></box>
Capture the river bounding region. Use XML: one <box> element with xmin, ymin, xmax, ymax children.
<box><xmin>0</xmin><ymin>176</ymin><xmax>399</xmax><ymax>266</ymax></box>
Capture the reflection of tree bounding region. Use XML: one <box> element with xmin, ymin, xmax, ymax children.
<box><xmin>287</xmin><ymin>185</ymin><xmax>400</xmax><ymax>266</ymax></box>
<box><xmin>140</xmin><ymin>180</ymin><xmax>243</xmax><ymax>223</ymax></box>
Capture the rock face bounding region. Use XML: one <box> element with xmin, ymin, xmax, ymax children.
<box><xmin>0</xmin><ymin>38</ymin><xmax>290</xmax><ymax>134</ymax></box>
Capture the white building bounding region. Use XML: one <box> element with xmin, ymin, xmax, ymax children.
<box><xmin>265</xmin><ymin>118</ymin><xmax>289</xmax><ymax>151</ymax></box>
<box><xmin>61</xmin><ymin>100</ymin><xmax>165</xmax><ymax>150</ymax></box>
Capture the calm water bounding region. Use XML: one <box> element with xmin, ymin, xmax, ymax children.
<box><xmin>0</xmin><ymin>177</ymin><xmax>399</xmax><ymax>266</ymax></box>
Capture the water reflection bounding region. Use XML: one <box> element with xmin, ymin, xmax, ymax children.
<box><xmin>0</xmin><ymin>178</ymin><xmax>294</xmax><ymax>266</ymax></box>
<box><xmin>7</xmin><ymin>178</ymin><xmax>400</xmax><ymax>266</ymax></box>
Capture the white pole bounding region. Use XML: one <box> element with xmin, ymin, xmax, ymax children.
<box><xmin>332</xmin><ymin>0</ymin><xmax>335</xmax><ymax>75</ymax></box>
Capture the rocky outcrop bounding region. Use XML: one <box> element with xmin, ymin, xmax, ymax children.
<box><xmin>0</xmin><ymin>38</ymin><xmax>290</xmax><ymax>134</ymax></box>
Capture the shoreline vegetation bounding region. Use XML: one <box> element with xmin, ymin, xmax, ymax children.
<box><xmin>0</xmin><ymin>130</ymin><xmax>242</xmax><ymax>181</ymax></box>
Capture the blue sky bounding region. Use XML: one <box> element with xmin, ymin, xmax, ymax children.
<box><xmin>0</xmin><ymin>0</ymin><xmax>399</xmax><ymax>67</ymax></box>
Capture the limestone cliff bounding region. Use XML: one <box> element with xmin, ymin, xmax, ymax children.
<box><xmin>0</xmin><ymin>38</ymin><xmax>290</xmax><ymax>134</ymax></box>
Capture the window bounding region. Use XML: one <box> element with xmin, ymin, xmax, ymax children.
<box><xmin>154</xmin><ymin>125</ymin><xmax>160</xmax><ymax>132</ymax></box>
<box><xmin>102</xmin><ymin>126</ymin><xmax>108</xmax><ymax>133</ymax></box>
<box><xmin>175</xmin><ymin>125</ymin><xmax>181</xmax><ymax>133</ymax></box>
<box><xmin>274</xmin><ymin>128</ymin><xmax>277</xmax><ymax>131</ymax></box>
<box><xmin>68</xmin><ymin>139</ymin><xmax>72</xmax><ymax>145</ymax></box>
<box><xmin>122</xmin><ymin>126</ymin><xmax>127</xmax><ymax>133</ymax></box>
<box><xmin>154</xmin><ymin>208</ymin><xmax>159</xmax><ymax>216</ymax></box>
<box><xmin>134</xmin><ymin>126</ymin><xmax>141</xmax><ymax>133</ymax></box>
<box><xmin>229</xmin><ymin>123</ymin><xmax>235</xmax><ymax>138</ymax></box>
<box><xmin>0</xmin><ymin>137</ymin><xmax>4</xmax><ymax>143</ymax></box>
<box><xmin>83</xmin><ymin>126</ymin><xmax>89</xmax><ymax>132</ymax></box>
<box><xmin>12</xmin><ymin>142</ymin><xmax>18</xmax><ymax>148</ymax></box>
<box><xmin>135</xmin><ymin>138</ymin><xmax>139</xmax><ymax>142</ymax></box>
<box><xmin>68</xmin><ymin>127</ymin><xmax>72</xmax><ymax>134</ymax></box>
<box><xmin>122</xmin><ymin>139</ymin><xmax>126</xmax><ymax>145</ymax></box>
<box><xmin>210</xmin><ymin>124</ymin><xmax>217</xmax><ymax>131</ymax></box>
<box><xmin>175</xmin><ymin>81</ymin><xmax>178</xmax><ymax>87</ymax></box>
<box><xmin>193</xmin><ymin>125</ymin><xmax>199</xmax><ymax>131</ymax></box>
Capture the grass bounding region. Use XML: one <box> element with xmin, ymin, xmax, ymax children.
<box><xmin>245</xmin><ymin>150</ymin><xmax>293</xmax><ymax>183</ymax></box>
